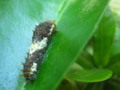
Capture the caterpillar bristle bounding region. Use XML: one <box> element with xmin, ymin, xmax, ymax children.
<box><xmin>46</xmin><ymin>19</ymin><xmax>55</xmax><ymax>24</ymax></box>
<box><xmin>22</xmin><ymin>63</ymin><xmax>25</xmax><ymax>65</ymax></box>
<box><xmin>23</xmin><ymin>63</ymin><xmax>29</xmax><ymax>66</ymax></box>
<box><xmin>24</xmin><ymin>65</ymin><xmax>31</xmax><ymax>67</ymax></box>
<box><xmin>25</xmin><ymin>58</ymin><xmax>28</xmax><ymax>61</ymax></box>
<box><xmin>20</xmin><ymin>74</ymin><xmax>24</xmax><ymax>77</ymax></box>
<box><xmin>27</xmin><ymin>53</ymin><xmax>29</xmax><ymax>56</ymax></box>
<box><xmin>24</xmin><ymin>72</ymin><xmax>30</xmax><ymax>74</ymax></box>
<box><xmin>21</xmin><ymin>69</ymin><xmax>31</xmax><ymax>72</ymax></box>
<box><xmin>53</xmin><ymin>28</ymin><xmax>57</xmax><ymax>33</ymax></box>
<box><xmin>21</xmin><ymin>70</ymin><xmax>24</xmax><ymax>72</ymax></box>
<box><xmin>28</xmin><ymin>70</ymin><xmax>31</xmax><ymax>72</ymax></box>
<box><xmin>51</xmin><ymin>20</ymin><xmax>55</xmax><ymax>24</ymax></box>
<box><xmin>29</xmin><ymin>63</ymin><xmax>32</xmax><ymax>65</ymax></box>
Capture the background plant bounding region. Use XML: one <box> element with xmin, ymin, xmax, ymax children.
<box><xmin>0</xmin><ymin>0</ymin><xmax>120</xmax><ymax>90</ymax></box>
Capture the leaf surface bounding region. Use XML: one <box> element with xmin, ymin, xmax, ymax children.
<box><xmin>68</xmin><ymin>69</ymin><xmax>112</xmax><ymax>82</ymax></box>
<box><xmin>93</xmin><ymin>8</ymin><xmax>116</xmax><ymax>67</ymax></box>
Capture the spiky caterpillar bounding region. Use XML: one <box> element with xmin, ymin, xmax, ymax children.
<box><xmin>22</xmin><ymin>20</ymin><xmax>56</xmax><ymax>81</ymax></box>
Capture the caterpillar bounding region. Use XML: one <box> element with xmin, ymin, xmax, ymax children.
<box><xmin>22</xmin><ymin>20</ymin><xmax>56</xmax><ymax>81</ymax></box>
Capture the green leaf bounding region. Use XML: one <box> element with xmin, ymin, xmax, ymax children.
<box><xmin>68</xmin><ymin>63</ymin><xmax>83</xmax><ymax>74</ymax></box>
<box><xmin>76</xmin><ymin>39</ymin><xmax>96</xmax><ymax>69</ymax></box>
<box><xmin>68</xmin><ymin>69</ymin><xmax>112</xmax><ymax>82</ymax></box>
<box><xmin>108</xmin><ymin>54</ymin><xmax>120</xmax><ymax>73</ymax></box>
<box><xmin>108</xmin><ymin>62</ymin><xmax>120</xmax><ymax>73</ymax></box>
<box><xmin>108</xmin><ymin>14</ymin><xmax>120</xmax><ymax>73</ymax></box>
<box><xmin>93</xmin><ymin>8</ymin><xmax>116</xmax><ymax>67</ymax></box>
<box><xmin>108</xmin><ymin>53</ymin><xmax>120</xmax><ymax>66</ymax></box>
<box><xmin>76</xmin><ymin>54</ymin><xmax>94</xmax><ymax>69</ymax></box>
<box><xmin>112</xmin><ymin>14</ymin><xmax>120</xmax><ymax>56</ymax></box>
<box><xmin>0</xmin><ymin>0</ymin><xmax>109</xmax><ymax>90</ymax></box>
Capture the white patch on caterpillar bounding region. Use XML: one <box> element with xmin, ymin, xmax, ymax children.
<box><xmin>48</xmin><ymin>24</ymin><xmax>55</xmax><ymax>35</ymax></box>
<box><xmin>30</xmin><ymin>62</ymin><xmax>37</xmax><ymax>74</ymax></box>
<box><xmin>29</xmin><ymin>37</ymin><xmax>48</xmax><ymax>54</ymax></box>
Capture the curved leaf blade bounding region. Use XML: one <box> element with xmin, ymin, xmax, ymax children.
<box><xmin>68</xmin><ymin>69</ymin><xmax>112</xmax><ymax>82</ymax></box>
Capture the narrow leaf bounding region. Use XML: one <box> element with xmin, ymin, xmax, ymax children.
<box><xmin>112</xmin><ymin>14</ymin><xmax>120</xmax><ymax>56</ymax></box>
<box><xmin>93</xmin><ymin>8</ymin><xmax>116</xmax><ymax>67</ymax></box>
<box><xmin>76</xmin><ymin>55</ymin><xmax>94</xmax><ymax>69</ymax></box>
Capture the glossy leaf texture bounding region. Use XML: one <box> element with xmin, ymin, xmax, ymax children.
<box><xmin>68</xmin><ymin>69</ymin><xmax>112</xmax><ymax>82</ymax></box>
<box><xmin>0</xmin><ymin>0</ymin><xmax>109</xmax><ymax>90</ymax></box>
<box><xmin>93</xmin><ymin>8</ymin><xmax>116</xmax><ymax>68</ymax></box>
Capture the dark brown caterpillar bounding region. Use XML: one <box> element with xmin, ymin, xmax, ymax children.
<box><xmin>22</xmin><ymin>20</ymin><xmax>56</xmax><ymax>81</ymax></box>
